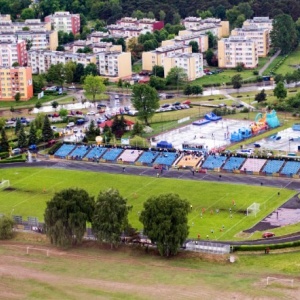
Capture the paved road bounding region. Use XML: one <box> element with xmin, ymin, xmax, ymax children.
<box><xmin>259</xmin><ymin>49</ymin><xmax>281</xmax><ymax>76</ymax></box>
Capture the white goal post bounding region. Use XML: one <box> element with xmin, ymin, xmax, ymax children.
<box><xmin>26</xmin><ymin>247</ymin><xmax>50</xmax><ymax>257</ymax></box>
<box><xmin>247</xmin><ymin>202</ymin><xmax>260</xmax><ymax>217</ymax></box>
<box><xmin>267</xmin><ymin>277</ymin><xmax>294</xmax><ymax>287</ymax></box>
<box><xmin>0</xmin><ymin>180</ymin><xmax>10</xmax><ymax>190</ymax></box>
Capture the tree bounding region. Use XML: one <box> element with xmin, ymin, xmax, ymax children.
<box><xmin>44</xmin><ymin>188</ymin><xmax>94</xmax><ymax>247</ymax></box>
<box><xmin>207</xmin><ymin>32</ymin><xmax>217</xmax><ymax>49</ymax></box>
<box><xmin>231</xmin><ymin>74</ymin><xmax>243</xmax><ymax>92</ymax></box>
<box><xmin>149</xmin><ymin>76</ymin><xmax>166</xmax><ymax>90</ymax></box>
<box><xmin>56</xmin><ymin>45</ymin><xmax>65</xmax><ymax>51</ymax></box>
<box><xmin>132</xmin><ymin>121</ymin><xmax>143</xmax><ymax>136</ymax></box>
<box><xmin>159</xmin><ymin>10</ymin><xmax>166</xmax><ymax>21</ymax></box>
<box><xmin>46</xmin><ymin>63</ymin><xmax>65</xmax><ymax>86</ymax></box>
<box><xmin>103</xmin><ymin>125</ymin><xmax>113</xmax><ymax>143</ymax></box>
<box><xmin>111</xmin><ymin>115</ymin><xmax>127</xmax><ymax>138</ymax></box>
<box><xmin>166</xmin><ymin>67</ymin><xmax>188</xmax><ymax>87</ymax></box>
<box><xmin>197</xmin><ymin>10</ymin><xmax>213</xmax><ymax>19</ymax></box>
<box><xmin>189</xmin><ymin>41</ymin><xmax>199</xmax><ymax>53</ymax></box>
<box><xmin>15</xmin><ymin>118</ymin><xmax>21</xmax><ymax>135</ymax></box>
<box><xmin>92</xmin><ymin>188</ymin><xmax>130</xmax><ymax>248</ymax></box>
<box><xmin>271</xmin><ymin>14</ymin><xmax>298</xmax><ymax>54</ymax></box>
<box><xmin>12</xmin><ymin>62</ymin><xmax>19</xmax><ymax>67</ymax></box>
<box><xmin>152</xmin><ymin>65</ymin><xmax>164</xmax><ymax>78</ymax></box>
<box><xmin>42</xmin><ymin>115</ymin><xmax>54</xmax><ymax>142</ymax></box>
<box><xmin>73</xmin><ymin>63</ymin><xmax>85</xmax><ymax>83</ymax></box>
<box><xmin>172</xmin><ymin>12</ymin><xmax>181</xmax><ymax>25</ymax></box>
<box><xmin>21</xmin><ymin>8</ymin><xmax>35</xmax><ymax>20</ymax></box>
<box><xmin>14</xmin><ymin>92</ymin><xmax>21</xmax><ymax>102</ymax></box>
<box><xmin>0</xmin><ymin>216</ymin><xmax>14</xmax><ymax>240</ymax></box>
<box><xmin>255</xmin><ymin>89</ymin><xmax>267</xmax><ymax>102</ymax></box>
<box><xmin>140</xmin><ymin>193</ymin><xmax>190</xmax><ymax>257</ymax></box>
<box><xmin>33</xmin><ymin>75</ymin><xmax>45</xmax><ymax>93</ymax></box>
<box><xmin>83</xmin><ymin>75</ymin><xmax>106</xmax><ymax>102</ymax></box>
<box><xmin>131</xmin><ymin>84</ymin><xmax>159</xmax><ymax>126</ymax></box>
<box><xmin>274</xmin><ymin>81</ymin><xmax>287</xmax><ymax>101</ymax></box>
<box><xmin>206</xmin><ymin>49</ymin><xmax>215</xmax><ymax>66</ymax></box>
<box><xmin>0</xmin><ymin>118</ymin><xmax>6</xmax><ymax>131</ymax></box>
<box><xmin>17</xmin><ymin>124</ymin><xmax>27</xmax><ymax>148</ymax></box>
<box><xmin>59</xmin><ymin>108</ymin><xmax>68</xmax><ymax>118</ymax></box>
<box><xmin>28</xmin><ymin>122</ymin><xmax>37</xmax><ymax>146</ymax></box>
<box><xmin>51</xmin><ymin>101</ymin><xmax>59</xmax><ymax>111</ymax></box>
<box><xmin>0</xmin><ymin>128</ymin><xmax>9</xmax><ymax>152</ymax></box>
<box><xmin>84</xmin><ymin>63</ymin><xmax>98</xmax><ymax>76</ymax></box>
<box><xmin>191</xmin><ymin>85</ymin><xmax>203</xmax><ymax>95</ymax></box>
<box><xmin>35</xmin><ymin>101</ymin><xmax>42</xmax><ymax>109</ymax></box>
<box><xmin>183</xmin><ymin>85</ymin><xmax>192</xmax><ymax>96</ymax></box>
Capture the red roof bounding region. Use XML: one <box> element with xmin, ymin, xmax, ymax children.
<box><xmin>99</xmin><ymin>119</ymin><xmax>134</xmax><ymax>128</ymax></box>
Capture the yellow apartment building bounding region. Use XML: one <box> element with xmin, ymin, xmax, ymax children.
<box><xmin>231</xmin><ymin>25</ymin><xmax>269</xmax><ymax>57</ymax></box>
<box><xmin>218</xmin><ymin>36</ymin><xmax>258</xmax><ymax>69</ymax></box>
<box><xmin>142</xmin><ymin>44</ymin><xmax>192</xmax><ymax>71</ymax></box>
<box><xmin>0</xmin><ymin>66</ymin><xmax>33</xmax><ymax>101</ymax></box>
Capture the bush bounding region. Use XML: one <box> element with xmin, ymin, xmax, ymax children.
<box><xmin>0</xmin><ymin>216</ymin><xmax>14</xmax><ymax>240</ymax></box>
<box><xmin>253</xmin><ymin>70</ymin><xmax>259</xmax><ymax>75</ymax></box>
<box><xmin>0</xmin><ymin>152</ymin><xmax>9</xmax><ymax>159</ymax></box>
<box><xmin>48</xmin><ymin>141</ymin><xmax>63</xmax><ymax>155</ymax></box>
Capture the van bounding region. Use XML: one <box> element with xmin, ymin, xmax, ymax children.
<box><xmin>114</xmin><ymin>95</ymin><xmax>119</xmax><ymax>99</ymax></box>
<box><xmin>67</xmin><ymin>122</ymin><xmax>75</xmax><ymax>128</ymax></box>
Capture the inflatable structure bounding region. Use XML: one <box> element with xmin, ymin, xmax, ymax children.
<box><xmin>192</xmin><ymin>119</ymin><xmax>211</xmax><ymax>126</ymax></box>
<box><xmin>230</xmin><ymin>110</ymin><xmax>280</xmax><ymax>142</ymax></box>
<box><xmin>205</xmin><ymin>112</ymin><xmax>222</xmax><ymax>121</ymax></box>
<box><xmin>292</xmin><ymin>123</ymin><xmax>300</xmax><ymax>131</ymax></box>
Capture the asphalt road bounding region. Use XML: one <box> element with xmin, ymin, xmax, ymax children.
<box><xmin>1</xmin><ymin>160</ymin><xmax>300</xmax><ymax>246</ymax></box>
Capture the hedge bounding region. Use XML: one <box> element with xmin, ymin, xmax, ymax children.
<box><xmin>233</xmin><ymin>240</ymin><xmax>300</xmax><ymax>252</ymax></box>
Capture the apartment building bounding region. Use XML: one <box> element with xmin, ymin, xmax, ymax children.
<box><xmin>45</xmin><ymin>12</ymin><xmax>80</xmax><ymax>34</ymax></box>
<box><xmin>116</xmin><ymin>17</ymin><xmax>164</xmax><ymax>31</ymax></box>
<box><xmin>0</xmin><ymin>30</ymin><xmax>58</xmax><ymax>50</ymax></box>
<box><xmin>0</xmin><ymin>41</ymin><xmax>27</xmax><ymax>67</ymax></box>
<box><xmin>182</xmin><ymin>17</ymin><xmax>229</xmax><ymax>38</ymax></box>
<box><xmin>0</xmin><ymin>66</ymin><xmax>33</xmax><ymax>101</ymax></box>
<box><xmin>164</xmin><ymin>53</ymin><xmax>204</xmax><ymax>80</ymax></box>
<box><xmin>0</xmin><ymin>19</ymin><xmax>51</xmax><ymax>32</ymax></box>
<box><xmin>87</xmin><ymin>31</ymin><xmax>110</xmax><ymax>43</ymax></box>
<box><xmin>162</xmin><ymin>32</ymin><xmax>208</xmax><ymax>53</ymax></box>
<box><xmin>98</xmin><ymin>51</ymin><xmax>132</xmax><ymax>79</ymax></box>
<box><xmin>218</xmin><ymin>36</ymin><xmax>258</xmax><ymax>68</ymax></box>
<box><xmin>71</xmin><ymin>40</ymin><xmax>122</xmax><ymax>54</ymax></box>
<box><xmin>28</xmin><ymin>50</ymin><xmax>96</xmax><ymax>74</ymax></box>
<box><xmin>107</xmin><ymin>25</ymin><xmax>147</xmax><ymax>38</ymax></box>
<box><xmin>142</xmin><ymin>44</ymin><xmax>192</xmax><ymax>71</ymax></box>
<box><xmin>243</xmin><ymin>17</ymin><xmax>273</xmax><ymax>32</ymax></box>
<box><xmin>0</xmin><ymin>14</ymin><xmax>11</xmax><ymax>22</ymax></box>
<box><xmin>231</xmin><ymin>25</ymin><xmax>269</xmax><ymax>57</ymax></box>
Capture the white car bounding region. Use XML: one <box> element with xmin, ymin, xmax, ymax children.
<box><xmin>51</xmin><ymin>125</ymin><xmax>57</xmax><ymax>131</ymax></box>
<box><xmin>87</xmin><ymin>111</ymin><xmax>96</xmax><ymax>116</ymax></box>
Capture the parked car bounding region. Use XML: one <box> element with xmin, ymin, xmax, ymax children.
<box><xmin>87</xmin><ymin>111</ymin><xmax>96</xmax><ymax>115</ymax></box>
<box><xmin>51</xmin><ymin>125</ymin><xmax>57</xmax><ymax>131</ymax></box>
<box><xmin>182</xmin><ymin>100</ymin><xmax>191</xmax><ymax>105</ymax></box>
<box><xmin>161</xmin><ymin>103</ymin><xmax>170</xmax><ymax>108</ymax></box>
<box><xmin>52</xmin><ymin>113</ymin><xmax>59</xmax><ymax>118</ymax></box>
<box><xmin>76</xmin><ymin>119</ymin><xmax>85</xmax><ymax>125</ymax></box>
<box><xmin>97</xmin><ymin>104</ymin><xmax>107</xmax><ymax>109</ymax></box>
<box><xmin>12</xmin><ymin>148</ymin><xmax>22</xmax><ymax>155</ymax></box>
<box><xmin>47</xmin><ymin>140</ymin><xmax>56</xmax><ymax>147</ymax></box>
<box><xmin>262</xmin><ymin>232</ymin><xmax>275</xmax><ymax>238</ymax></box>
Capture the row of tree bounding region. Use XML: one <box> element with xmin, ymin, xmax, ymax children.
<box><xmin>44</xmin><ymin>187</ymin><xmax>190</xmax><ymax>256</ymax></box>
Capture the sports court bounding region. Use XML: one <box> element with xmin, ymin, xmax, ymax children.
<box><xmin>153</xmin><ymin>118</ymin><xmax>253</xmax><ymax>151</ymax></box>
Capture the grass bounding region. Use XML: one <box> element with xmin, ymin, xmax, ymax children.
<box><xmin>275</xmin><ymin>47</ymin><xmax>300</xmax><ymax>75</ymax></box>
<box><xmin>0</xmin><ymin>167</ymin><xmax>295</xmax><ymax>241</ymax></box>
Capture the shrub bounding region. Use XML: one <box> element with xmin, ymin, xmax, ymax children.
<box><xmin>0</xmin><ymin>216</ymin><xmax>14</xmax><ymax>240</ymax></box>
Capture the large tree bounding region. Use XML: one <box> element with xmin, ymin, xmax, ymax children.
<box><xmin>28</xmin><ymin>123</ymin><xmax>37</xmax><ymax>146</ymax></box>
<box><xmin>231</xmin><ymin>74</ymin><xmax>243</xmax><ymax>92</ymax></box>
<box><xmin>42</xmin><ymin>115</ymin><xmax>54</xmax><ymax>142</ymax></box>
<box><xmin>0</xmin><ymin>128</ymin><xmax>9</xmax><ymax>152</ymax></box>
<box><xmin>46</xmin><ymin>63</ymin><xmax>65</xmax><ymax>86</ymax></box>
<box><xmin>166</xmin><ymin>67</ymin><xmax>188</xmax><ymax>86</ymax></box>
<box><xmin>0</xmin><ymin>216</ymin><xmax>14</xmax><ymax>240</ymax></box>
<box><xmin>44</xmin><ymin>188</ymin><xmax>94</xmax><ymax>247</ymax></box>
<box><xmin>92</xmin><ymin>188</ymin><xmax>130</xmax><ymax>248</ymax></box>
<box><xmin>83</xmin><ymin>75</ymin><xmax>106</xmax><ymax>102</ymax></box>
<box><xmin>111</xmin><ymin>115</ymin><xmax>127</xmax><ymax>138</ymax></box>
<box><xmin>17</xmin><ymin>124</ymin><xmax>27</xmax><ymax>148</ymax></box>
<box><xmin>271</xmin><ymin>14</ymin><xmax>298</xmax><ymax>54</ymax></box>
<box><xmin>274</xmin><ymin>81</ymin><xmax>287</xmax><ymax>101</ymax></box>
<box><xmin>131</xmin><ymin>84</ymin><xmax>159</xmax><ymax>126</ymax></box>
<box><xmin>140</xmin><ymin>193</ymin><xmax>190</xmax><ymax>257</ymax></box>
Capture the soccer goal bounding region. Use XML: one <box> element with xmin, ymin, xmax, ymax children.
<box><xmin>267</xmin><ymin>277</ymin><xmax>294</xmax><ymax>287</ymax></box>
<box><xmin>247</xmin><ymin>202</ymin><xmax>260</xmax><ymax>217</ymax></box>
<box><xmin>0</xmin><ymin>180</ymin><xmax>10</xmax><ymax>190</ymax></box>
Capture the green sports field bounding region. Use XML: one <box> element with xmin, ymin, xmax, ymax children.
<box><xmin>0</xmin><ymin>167</ymin><xmax>295</xmax><ymax>240</ymax></box>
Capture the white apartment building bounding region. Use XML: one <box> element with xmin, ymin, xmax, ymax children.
<box><xmin>116</xmin><ymin>17</ymin><xmax>164</xmax><ymax>31</ymax></box>
<box><xmin>0</xmin><ymin>30</ymin><xmax>58</xmax><ymax>50</ymax></box>
<box><xmin>243</xmin><ymin>17</ymin><xmax>273</xmax><ymax>32</ymax></box>
<box><xmin>28</xmin><ymin>50</ymin><xmax>97</xmax><ymax>74</ymax></box>
<box><xmin>182</xmin><ymin>17</ymin><xmax>229</xmax><ymax>38</ymax></box>
<box><xmin>218</xmin><ymin>36</ymin><xmax>258</xmax><ymax>68</ymax></box>
<box><xmin>45</xmin><ymin>12</ymin><xmax>80</xmax><ymax>34</ymax></box>
<box><xmin>231</xmin><ymin>25</ymin><xmax>270</xmax><ymax>57</ymax></box>
<box><xmin>71</xmin><ymin>40</ymin><xmax>122</xmax><ymax>54</ymax></box>
<box><xmin>164</xmin><ymin>53</ymin><xmax>204</xmax><ymax>80</ymax></box>
<box><xmin>107</xmin><ymin>24</ymin><xmax>148</xmax><ymax>38</ymax></box>
<box><xmin>142</xmin><ymin>44</ymin><xmax>192</xmax><ymax>71</ymax></box>
<box><xmin>0</xmin><ymin>40</ymin><xmax>27</xmax><ymax>67</ymax></box>
<box><xmin>162</xmin><ymin>32</ymin><xmax>208</xmax><ymax>53</ymax></box>
<box><xmin>87</xmin><ymin>31</ymin><xmax>110</xmax><ymax>44</ymax></box>
<box><xmin>0</xmin><ymin>19</ymin><xmax>51</xmax><ymax>32</ymax></box>
<box><xmin>97</xmin><ymin>51</ymin><xmax>132</xmax><ymax>79</ymax></box>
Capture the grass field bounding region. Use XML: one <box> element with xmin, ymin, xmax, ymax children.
<box><xmin>0</xmin><ymin>235</ymin><xmax>300</xmax><ymax>300</ymax></box>
<box><xmin>0</xmin><ymin>167</ymin><xmax>295</xmax><ymax>241</ymax></box>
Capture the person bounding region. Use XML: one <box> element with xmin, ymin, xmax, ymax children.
<box><xmin>190</xmin><ymin>204</ymin><xmax>193</xmax><ymax>210</ymax></box>
<box><xmin>198</xmin><ymin>234</ymin><xmax>200</xmax><ymax>239</ymax></box>
<box><xmin>122</xmin><ymin>167</ymin><xmax>125</xmax><ymax>172</ymax></box>
<box><xmin>157</xmin><ymin>172</ymin><xmax>160</xmax><ymax>178</ymax></box>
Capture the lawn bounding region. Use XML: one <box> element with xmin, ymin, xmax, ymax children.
<box><xmin>275</xmin><ymin>47</ymin><xmax>300</xmax><ymax>75</ymax></box>
<box><xmin>0</xmin><ymin>167</ymin><xmax>294</xmax><ymax>241</ymax></box>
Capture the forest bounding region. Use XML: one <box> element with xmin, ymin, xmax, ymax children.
<box><xmin>2</xmin><ymin>0</ymin><xmax>300</xmax><ymax>24</ymax></box>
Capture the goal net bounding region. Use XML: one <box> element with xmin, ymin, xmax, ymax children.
<box><xmin>247</xmin><ymin>202</ymin><xmax>260</xmax><ymax>217</ymax></box>
<box><xmin>0</xmin><ymin>180</ymin><xmax>10</xmax><ymax>190</ymax></box>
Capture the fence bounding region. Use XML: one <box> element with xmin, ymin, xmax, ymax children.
<box><xmin>185</xmin><ymin>241</ymin><xmax>231</xmax><ymax>254</ymax></box>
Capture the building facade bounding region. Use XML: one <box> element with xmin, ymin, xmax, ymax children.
<box><xmin>97</xmin><ymin>51</ymin><xmax>132</xmax><ymax>79</ymax></box>
<box><xmin>164</xmin><ymin>53</ymin><xmax>204</xmax><ymax>80</ymax></box>
<box><xmin>0</xmin><ymin>66</ymin><xmax>33</xmax><ymax>101</ymax></box>
<box><xmin>0</xmin><ymin>19</ymin><xmax>51</xmax><ymax>32</ymax></box>
<box><xmin>218</xmin><ymin>36</ymin><xmax>258</xmax><ymax>68</ymax></box>
<box><xmin>142</xmin><ymin>44</ymin><xmax>192</xmax><ymax>71</ymax></box>
<box><xmin>116</xmin><ymin>17</ymin><xmax>164</xmax><ymax>31</ymax></box>
<box><xmin>243</xmin><ymin>17</ymin><xmax>273</xmax><ymax>32</ymax></box>
<box><xmin>0</xmin><ymin>41</ymin><xmax>27</xmax><ymax>67</ymax></box>
<box><xmin>28</xmin><ymin>50</ymin><xmax>96</xmax><ymax>74</ymax></box>
<box><xmin>231</xmin><ymin>25</ymin><xmax>269</xmax><ymax>57</ymax></box>
<box><xmin>45</xmin><ymin>12</ymin><xmax>80</xmax><ymax>34</ymax></box>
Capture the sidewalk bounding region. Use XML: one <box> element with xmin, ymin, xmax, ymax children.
<box><xmin>259</xmin><ymin>50</ymin><xmax>281</xmax><ymax>75</ymax></box>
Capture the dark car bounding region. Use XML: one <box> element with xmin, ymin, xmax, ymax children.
<box><xmin>97</xmin><ymin>104</ymin><xmax>107</xmax><ymax>109</ymax></box>
<box><xmin>262</xmin><ymin>232</ymin><xmax>275</xmax><ymax>238</ymax></box>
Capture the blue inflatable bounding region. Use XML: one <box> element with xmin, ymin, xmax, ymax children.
<box><xmin>230</xmin><ymin>127</ymin><xmax>252</xmax><ymax>142</ymax></box>
<box><xmin>205</xmin><ymin>112</ymin><xmax>222</xmax><ymax>121</ymax></box>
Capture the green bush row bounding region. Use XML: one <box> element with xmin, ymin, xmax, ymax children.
<box><xmin>48</xmin><ymin>141</ymin><xmax>63</xmax><ymax>155</ymax></box>
<box><xmin>0</xmin><ymin>152</ymin><xmax>9</xmax><ymax>159</ymax></box>
<box><xmin>233</xmin><ymin>240</ymin><xmax>300</xmax><ymax>252</ymax></box>
<box><xmin>0</xmin><ymin>158</ymin><xmax>26</xmax><ymax>164</ymax></box>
